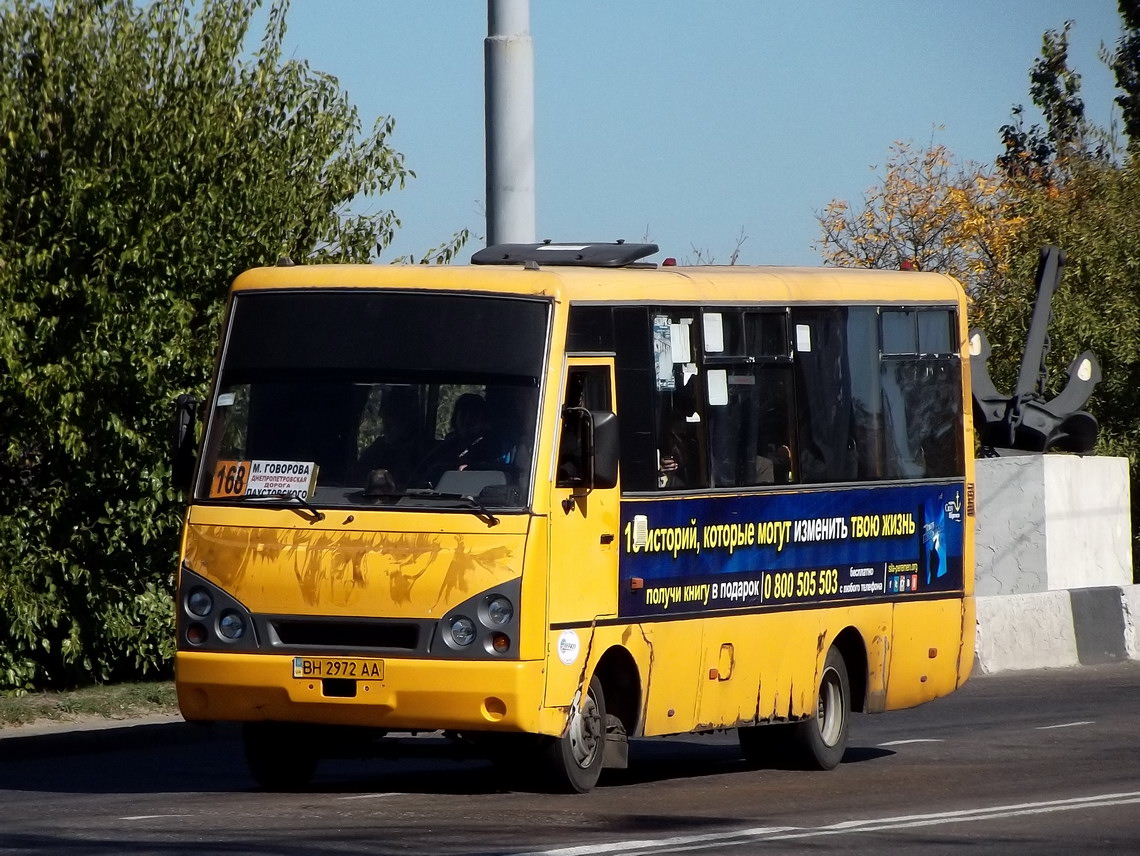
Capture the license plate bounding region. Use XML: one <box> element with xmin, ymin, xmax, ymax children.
<box><xmin>292</xmin><ymin>657</ymin><xmax>384</xmax><ymax>680</ymax></box>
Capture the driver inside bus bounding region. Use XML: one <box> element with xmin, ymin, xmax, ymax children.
<box><xmin>414</xmin><ymin>393</ymin><xmax>510</xmax><ymax>487</ymax></box>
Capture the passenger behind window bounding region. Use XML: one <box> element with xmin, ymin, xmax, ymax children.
<box><xmin>658</xmin><ymin>382</ymin><xmax>700</xmax><ymax>489</ymax></box>
<box><xmin>355</xmin><ymin>386</ymin><xmax>423</xmax><ymax>491</ymax></box>
<box><xmin>753</xmin><ymin>443</ymin><xmax>792</xmax><ymax>485</ymax></box>
<box><xmin>753</xmin><ymin>381</ymin><xmax>794</xmax><ymax>484</ymax></box>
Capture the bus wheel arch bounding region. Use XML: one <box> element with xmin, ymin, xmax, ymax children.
<box><xmin>592</xmin><ymin>644</ymin><xmax>642</xmax><ymax>740</ymax></box>
<box><xmin>832</xmin><ymin>626</ymin><xmax>868</xmax><ymax>714</ymax></box>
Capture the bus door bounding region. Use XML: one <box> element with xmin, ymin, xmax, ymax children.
<box><xmin>544</xmin><ymin>359</ymin><xmax>620</xmax><ymax>705</ymax></box>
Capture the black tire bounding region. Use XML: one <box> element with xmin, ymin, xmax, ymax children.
<box><xmin>243</xmin><ymin>722</ymin><xmax>319</xmax><ymax>791</ymax></box>
<box><xmin>738</xmin><ymin>647</ymin><xmax>850</xmax><ymax>771</ymax></box>
<box><xmin>793</xmin><ymin>646</ymin><xmax>850</xmax><ymax>770</ymax></box>
<box><xmin>540</xmin><ymin>675</ymin><xmax>607</xmax><ymax>793</ymax></box>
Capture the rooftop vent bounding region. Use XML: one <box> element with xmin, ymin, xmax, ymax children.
<box><xmin>471</xmin><ymin>240</ymin><xmax>659</xmax><ymax>268</ymax></box>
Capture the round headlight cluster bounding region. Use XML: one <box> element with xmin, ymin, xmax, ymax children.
<box><xmin>444</xmin><ymin>594</ymin><xmax>515</xmax><ymax>654</ymax></box>
<box><xmin>187</xmin><ymin>587</ymin><xmax>213</xmax><ymax>617</ymax></box>
<box><xmin>485</xmin><ymin>596</ymin><xmax>513</xmax><ymax>626</ymax></box>
<box><xmin>182</xmin><ymin>583</ymin><xmax>249</xmax><ymax>646</ymax></box>
<box><xmin>449</xmin><ymin>616</ymin><xmax>477</xmax><ymax>647</ymax></box>
<box><xmin>218</xmin><ymin>609</ymin><xmax>247</xmax><ymax>640</ymax></box>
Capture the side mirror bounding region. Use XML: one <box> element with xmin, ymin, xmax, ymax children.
<box><xmin>172</xmin><ymin>394</ymin><xmax>199</xmax><ymax>493</ymax></box>
<box><xmin>590</xmin><ymin>410</ymin><xmax>619</xmax><ymax>489</ymax></box>
<box><xmin>558</xmin><ymin>407</ymin><xmax>620</xmax><ymax>492</ymax></box>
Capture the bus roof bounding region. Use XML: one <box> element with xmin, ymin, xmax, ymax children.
<box><xmin>229</xmin><ymin>259</ymin><xmax>966</xmax><ymax>307</ymax></box>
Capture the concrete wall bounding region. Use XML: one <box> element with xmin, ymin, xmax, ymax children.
<box><xmin>975</xmin><ymin>455</ymin><xmax>1132</xmax><ymax>595</ymax></box>
<box><xmin>973</xmin><ymin>585</ymin><xmax>1140</xmax><ymax>674</ymax></box>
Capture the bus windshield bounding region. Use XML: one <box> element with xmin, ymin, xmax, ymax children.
<box><xmin>195</xmin><ymin>290</ymin><xmax>550</xmax><ymax>511</ymax></box>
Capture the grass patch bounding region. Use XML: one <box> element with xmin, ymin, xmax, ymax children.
<box><xmin>0</xmin><ymin>682</ymin><xmax>178</xmax><ymax>728</ymax></box>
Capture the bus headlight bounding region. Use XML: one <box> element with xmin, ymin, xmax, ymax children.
<box><xmin>449</xmin><ymin>616</ymin><xmax>476</xmax><ymax>647</ymax></box>
<box><xmin>217</xmin><ymin>609</ymin><xmax>247</xmax><ymax>640</ymax></box>
<box><xmin>187</xmin><ymin>587</ymin><xmax>213</xmax><ymax>617</ymax></box>
<box><xmin>484</xmin><ymin>596</ymin><xmax>513</xmax><ymax>627</ymax></box>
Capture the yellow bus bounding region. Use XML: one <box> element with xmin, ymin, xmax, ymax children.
<box><xmin>173</xmin><ymin>242</ymin><xmax>975</xmax><ymax>793</ymax></box>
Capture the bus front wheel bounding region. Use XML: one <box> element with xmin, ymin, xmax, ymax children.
<box><xmin>541</xmin><ymin>675</ymin><xmax>606</xmax><ymax>793</ymax></box>
<box><xmin>243</xmin><ymin>722</ymin><xmax>319</xmax><ymax>791</ymax></box>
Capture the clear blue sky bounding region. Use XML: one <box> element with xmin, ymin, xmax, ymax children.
<box><xmin>267</xmin><ymin>1</ymin><xmax>1125</xmax><ymax>266</ymax></box>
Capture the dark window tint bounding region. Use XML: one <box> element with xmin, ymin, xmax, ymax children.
<box><xmin>748</xmin><ymin>311</ymin><xmax>789</xmax><ymax>357</ymax></box>
<box><xmin>612</xmin><ymin>302</ymin><xmax>963</xmax><ymax>492</ymax></box>
<box><xmin>702</xmin><ymin>311</ymin><xmax>747</xmax><ymax>357</ymax></box>
<box><xmin>557</xmin><ymin>366</ymin><xmax>612</xmax><ymax>487</ymax></box>
<box><xmin>791</xmin><ymin>308</ymin><xmax>859</xmax><ymax>483</ymax></box>
<box><xmin>613</xmin><ymin>308</ymin><xmax>658</xmax><ymax>491</ymax></box>
<box><xmin>226</xmin><ymin>291</ymin><xmax>548</xmax><ymax>380</ymax></box>
<box><xmin>708</xmin><ymin>365</ymin><xmax>796</xmax><ymax>487</ymax></box>
<box><xmin>881</xmin><ymin>359</ymin><xmax>962</xmax><ymax>478</ymax></box>
<box><xmin>882</xmin><ymin>310</ymin><xmax>916</xmax><ymax>355</ymax></box>
<box><xmin>566</xmin><ymin>306</ymin><xmax>614</xmax><ymax>352</ymax></box>
<box><xmin>918</xmin><ymin>309</ymin><xmax>954</xmax><ymax>355</ymax></box>
<box><xmin>844</xmin><ymin>308</ymin><xmax>884</xmax><ymax>480</ymax></box>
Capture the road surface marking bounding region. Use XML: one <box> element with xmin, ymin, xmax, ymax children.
<box><xmin>1036</xmin><ymin>720</ymin><xmax>1094</xmax><ymax>730</ymax></box>
<box><xmin>338</xmin><ymin>792</ymin><xmax>398</xmax><ymax>801</ymax></box>
<box><xmin>512</xmin><ymin>791</ymin><xmax>1140</xmax><ymax>856</ymax></box>
<box><xmin>121</xmin><ymin>815</ymin><xmax>191</xmax><ymax>821</ymax></box>
<box><xmin>877</xmin><ymin>738</ymin><xmax>944</xmax><ymax>746</ymax></box>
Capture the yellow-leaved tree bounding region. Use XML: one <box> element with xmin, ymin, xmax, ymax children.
<box><xmin>815</xmin><ymin>140</ymin><xmax>1024</xmax><ymax>294</ymax></box>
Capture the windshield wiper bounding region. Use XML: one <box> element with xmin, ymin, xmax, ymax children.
<box><xmin>241</xmin><ymin>493</ymin><xmax>326</xmax><ymax>523</ymax></box>
<box><xmin>397</xmin><ymin>490</ymin><xmax>501</xmax><ymax>527</ymax></box>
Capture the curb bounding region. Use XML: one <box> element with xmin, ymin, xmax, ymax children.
<box><xmin>974</xmin><ymin>584</ymin><xmax>1140</xmax><ymax>674</ymax></box>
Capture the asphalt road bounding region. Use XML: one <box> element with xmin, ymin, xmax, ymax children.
<box><xmin>1</xmin><ymin>662</ymin><xmax>1138</xmax><ymax>855</ymax></box>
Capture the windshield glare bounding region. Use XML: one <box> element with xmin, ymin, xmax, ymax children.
<box><xmin>196</xmin><ymin>291</ymin><xmax>548</xmax><ymax>511</ymax></box>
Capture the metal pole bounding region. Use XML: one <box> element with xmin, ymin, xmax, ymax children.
<box><xmin>485</xmin><ymin>0</ymin><xmax>535</xmax><ymax>246</ymax></box>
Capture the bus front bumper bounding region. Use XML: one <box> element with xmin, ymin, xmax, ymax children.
<box><xmin>176</xmin><ymin>652</ymin><xmax>560</xmax><ymax>734</ymax></box>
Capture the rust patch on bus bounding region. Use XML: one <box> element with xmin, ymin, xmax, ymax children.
<box><xmin>816</xmin><ymin>629</ymin><xmax>829</xmax><ymax>655</ymax></box>
<box><xmin>635</xmin><ymin>625</ymin><xmax>655</xmax><ymax>735</ymax></box>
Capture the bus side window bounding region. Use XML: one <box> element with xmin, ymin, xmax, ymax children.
<box><xmin>556</xmin><ymin>367</ymin><xmax>611</xmax><ymax>488</ymax></box>
<box><xmin>881</xmin><ymin>308</ymin><xmax>963</xmax><ymax>479</ymax></box>
<box><xmin>707</xmin><ymin>310</ymin><xmax>797</xmax><ymax>488</ymax></box>
<box><xmin>792</xmin><ymin>308</ymin><xmax>859</xmax><ymax>484</ymax></box>
<box><xmin>654</xmin><ymin>311</ymin><xmax>708</xmax><ymax>490</ymax></box>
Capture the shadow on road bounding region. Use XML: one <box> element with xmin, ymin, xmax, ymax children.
<box><xmin>0</xmin><ymin>721</ymin><xmax>895</xmax><ymax>797</ymax></box>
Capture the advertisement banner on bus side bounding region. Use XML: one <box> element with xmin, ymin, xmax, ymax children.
<box><xmin>618</xmin><ymin>483</ymin><xmax>965</xmax><ymax>618</ymax></box>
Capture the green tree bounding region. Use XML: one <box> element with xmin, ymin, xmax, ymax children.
<box><xmin>998</xmin><ymin>21</ymin><xmax>1091</xmax><ymax>182</ymax></box>
<box><xmin>1108</xmin><ymin>0</ymin><xmax>1140</xmax><ymax>145</ymax></box>
<box><xmin>0</xmin><ymin>0</ymin><xmax>451</xmax><ymax>690</ymax></box>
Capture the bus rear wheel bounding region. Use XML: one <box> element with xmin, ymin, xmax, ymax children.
<box><xmin>243</xmin><ymin>722</ymin><xmax>319</xmax><ymax>791</ymax></box>
<box><xmin>738</xmin><ymin>647</ymin><xmax>850</xmax><ymax>770</ymax></box>
<box><xmin>794</xmin><ymin>646</ymin><xmax>850</xmax><ymax>770</ymax></box>
<box><xmin>540</xmin><ymin>675</ymin><xmax>606</xmax><ymax>793</ymax></box>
